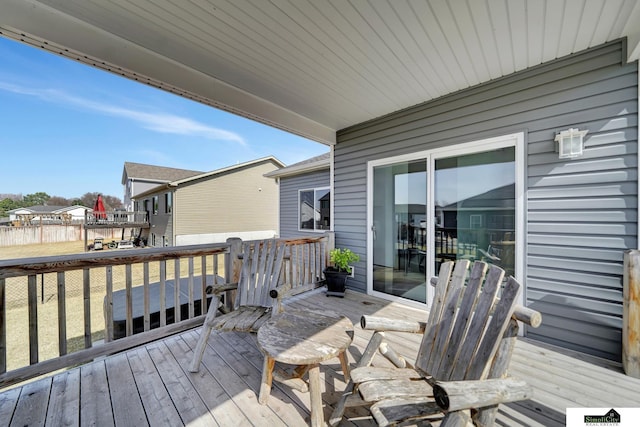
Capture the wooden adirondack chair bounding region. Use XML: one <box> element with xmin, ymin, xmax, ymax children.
<box><xmin>329</xmin><ymin>260</ymin><xmax>542</xmax><ymax>427</ymax></box>
<box><xmin>189</xmin><ymin>238</ymin><xmax>289</xmax><ymax>373</ymax></box>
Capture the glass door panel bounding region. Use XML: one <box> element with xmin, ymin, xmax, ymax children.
<box><xmin>434</xmin><ymin>147</ymin><xmax>515</xmax><ymax>277</ymax></box>
<box><xmin>372</xmin><ymin>160</ymin><xmax>427</xmax><ymax>303</ymax></box>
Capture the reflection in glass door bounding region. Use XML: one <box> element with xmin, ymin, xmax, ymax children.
<box><xmin>434</xmin><ymin>147</ymin><xmax>516</xmax><ymax>277</ymax></box>
<box><xmin>372</xmin><ymin>160</ymin><xmax>427</xmax><ymax>303</ymax></box>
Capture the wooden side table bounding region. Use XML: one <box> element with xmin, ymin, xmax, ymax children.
<box><xmin>257</xmin><ymin>309</ymin><xmax>354</xmax><ymax>427</ymax></box>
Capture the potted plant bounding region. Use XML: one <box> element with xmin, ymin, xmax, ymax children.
<box><xmin>324</xmin><ymin>247</ymin><xmax>360</xmax><ymax>297</ymax></box>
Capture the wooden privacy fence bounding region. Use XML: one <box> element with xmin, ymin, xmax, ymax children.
<box><xmin>0</xmin><ymin>225</ymin><xmax>135</xmax><ymax>246</ymax></box>
<box><xmin>0</xmin><ymin>234</ymin><xmax>332</xmax><ymax>388</ymax></box>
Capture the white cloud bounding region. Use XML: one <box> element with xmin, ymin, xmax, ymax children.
<box><xmin>0</xmin><ymin>81</ymin><xmax>246</xmax><ymax>145</ymax></box>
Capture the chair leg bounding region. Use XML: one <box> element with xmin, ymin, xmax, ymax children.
<box><xmin>329</xmin><ymin>331</ymin><xmax>385</xmax><ymax>426</ymax></box>
<box><xmin>189</xmin><ymin>294</ymin><xmax>221</xmax><ymax>372</ymax></box>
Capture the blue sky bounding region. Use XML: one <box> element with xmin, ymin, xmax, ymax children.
<box><xmin>0</xmin><ymin>37</ymin><xmax>328</xmax><ymax>200</ymax></box>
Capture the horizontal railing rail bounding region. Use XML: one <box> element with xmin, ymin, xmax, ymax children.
<box><xmin>0</xmin><ymin>234</ymin><xmax>333</xmax><ymax>389</ymax></box>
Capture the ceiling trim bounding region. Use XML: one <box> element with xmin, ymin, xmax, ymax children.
<box><xmin>623</xmin><ymin>0</ymin><xmax>640</xmax><ymax>62</ymax></box>
<box><xmin>0</xmin><ymin>0</ymin><xmax>336</xmax><ymax>145</ymax></box>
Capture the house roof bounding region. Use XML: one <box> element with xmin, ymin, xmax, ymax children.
<box><xmin>133</xmin><ymin>156</ymin><xmax>284</xmax><ymax>199</ymax></box>
<box><xmin>264</xmin><ymin>152</ymin><xmax>330</xmax><ymax>179</ymax></box>
<box><xmin>1</xmin><ymin>1</ymin><xmax>638</xmax><ymax>146</ymax></box>
<box><xmin>442</xmin><ymin>184</ymin><xmax>516</xmax><ymax>210</ymax></box>
<box><xmin>122</xmin><ymin>162</ymin><xmax>204</xmax><ymax>185</ymax></box>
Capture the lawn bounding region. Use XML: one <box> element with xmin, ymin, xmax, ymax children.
<box><xmin>0</xmin><ymin>240</ymin><xmax>87</xmax><ymax>260</ymax></box>
<box><xmin>1</xmin><ymin>240</ymin><xmax>220</xmax><ymax>372</ymax></box>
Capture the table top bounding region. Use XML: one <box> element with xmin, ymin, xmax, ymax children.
<box><xmin>257</xmin><ymin>309</ymin><xmax>354</xmax><ymax>365</ymax></box>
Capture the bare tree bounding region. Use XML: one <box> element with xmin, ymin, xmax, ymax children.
<box><xmin>79</xmin><ymin>192</ymin><xmax>123</xmax><ymax>210</ymax></box>
<box><xmin>48</xmin><ymin>196</ymin><xmax>71</xmax><ymax>206</ymax></box>
<box><xmin>102</xmin><ymin>194</ymin><xmax>124</xmax><ymax>209</ymax></box>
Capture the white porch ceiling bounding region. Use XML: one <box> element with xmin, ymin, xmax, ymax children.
<box><xmin>1</xmin><ymin>0</ymin><xmax>639</xmax><ymax>145</ymax></box>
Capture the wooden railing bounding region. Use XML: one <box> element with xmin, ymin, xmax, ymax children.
<box><xmin>0</xmin><ymin>234</ymin><xmax>332</xmax><ymax>388</ymax></box>
<box><xmin>84</xmin><ymin>210</ymin><xmax>149</xmax><ymax>226</ymax></box>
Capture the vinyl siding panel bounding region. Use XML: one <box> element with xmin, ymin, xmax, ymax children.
<box><xmin>278</xmin><ymin>169</ymin><xmax>330</xmax><ymax>239</ymax></box>
<box><xmin>173</xmin><ymin>161</ymin><xmax>280</xmax><ymax>237</ymax></box>
<box><xmin>334</xmin><ymin>39</ymin><xmax>637</xmax><ymax>361</ymax></box>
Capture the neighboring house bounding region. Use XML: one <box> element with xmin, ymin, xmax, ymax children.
<box><xmin>333</xmin><ymin>40</ymin><xmax>636</xmax><ymax>362</ymax></box>
<box><xmin>7</xmin><ymin>205</ymin><xmax>91</xmax><ymax>224</ymax></box>
<box><xmin>265</xmin><ymin>152</ymin><xmax>330</xmax><ymax>239</ymax></box>
<box><xmin>133</xmin><ymin>156</ymin><xmax>284</xmax><ymax>246</ymax></box>
<box><xmin>121</xmin><ymin>162</ymin><xmax>203</xmax><ymax>212</ymax></box>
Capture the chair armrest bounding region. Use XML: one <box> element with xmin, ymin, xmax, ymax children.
<box><xmin>433</xmin><ymin>377</ymin><xmax>532</xmax><ymax>412</ymax></box>
<box><xmin>360</xmin><ymin>315</ymin><xmax>426</xmax><ymax>333</ymax></box>
<box><xmin>269</xmin><ymin>282</ymin><xmax>292</xmax><ymax>300</ymax></box>
<box><xmin>207</xmin><ymin>283</ymin><xmax>238</xmax><ymax>295</ymax></box>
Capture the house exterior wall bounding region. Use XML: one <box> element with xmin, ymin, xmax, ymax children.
<box><xmin>278</xmin><ymin>169</ymin><xmax>330</xmax><ymax>239</ymax></box>
<box><xmin>126</xmin><ymin>180</ymin><xmax>166</xmax><ymax>211</ymax></box>
<box><xmin>333</xmin><ymin>39</ymin><xmax>638</xmax><ymax>361</ymax></box>
<box><xmin>145</xmin><ymin>191</ymin><xmax>173</xmax><ymax>246</ymax></box>
<box><xmin>173</xmin><ymin>160</ymin><xmax>280</xmax><ymax>243</ymax></box>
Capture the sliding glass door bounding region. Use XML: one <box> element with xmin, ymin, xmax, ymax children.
<box><xmin>368</xmin><ymin>134</ymin><xmax>521</xmax><ymax>306</ymax></box>
<box><xmin>371</xmin><ymin>160</ymin><xmax>428</xmax><ymax>303</ymax></box>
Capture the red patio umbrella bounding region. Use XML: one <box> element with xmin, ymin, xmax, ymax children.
<box><xmin>93</xmin><ymin>194</ymin><xmax>107</xmax><ymax>220</ymax></box>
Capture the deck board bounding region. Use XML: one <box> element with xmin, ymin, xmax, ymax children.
<box><xmin>167</xmin><ymin>333</ymin><xmax>253</xmax><ymax>426</ymax></box>
<box><xmin>0</xmin><ymin>387</ymin><xmax>20</xmax><ymax>425</ymax></box>
<box><xmin>80</xmin><ymin>361</ymin><xmax>114</xmax><ymax>426</ymax></box>
<box><xmin>180</xmin><ymin>330</ymin><xmax>293</xmax><ymax>426</ymax></box>
<box><xmin>105</xmin><ymin>353</ymin><xmax>147</xmax><ymax>427</ymax></box>
<box><xmin>2</xmin><ymin>289</ymin><xmax>640</xmax><ymax>426</ymax></box>
<box><xmin>9</xmin><ymin>377</ymin><xmax>51</xmax><ymax>427</ymax></box>
<box><xmin>127</xmin><ymin>346</ymin><xmax>183</xmax><ymax>426</ymax></box>
<box><xmin>45</xmin><ymin>369</ymin><xmax>80</xmax><ymax>427</ymax></box>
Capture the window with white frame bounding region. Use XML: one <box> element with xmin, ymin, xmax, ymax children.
<box><xmin>299</xmin><ymin>187</ymin><xmax>330</xmax><ymax>231</ymax></box>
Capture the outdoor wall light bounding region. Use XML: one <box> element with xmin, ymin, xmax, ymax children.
<box><xmin>555</xmin><ymin>128</ymin><xmax>588</xmax><ymax>159</ymax></box>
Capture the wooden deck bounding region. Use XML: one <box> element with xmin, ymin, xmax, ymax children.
<box><xmin>1</xmin><ymin>290</ymin><xmax>639</xmax><ymax>426</ymax></box>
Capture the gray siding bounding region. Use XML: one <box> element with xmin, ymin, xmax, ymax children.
<box><xmin>142</xmin><ymin>191</ymin><xmax>173</xmax><ymax>246</ymax></box>
<box><xmin>279</xmin><ymin>170</ymin><xmax>330</xmax><ymax>239</ymax></box>
<box><xmin>334</xmin><ymin>39</ymin><xmax>637</xmax><ymax>361</ymax></box>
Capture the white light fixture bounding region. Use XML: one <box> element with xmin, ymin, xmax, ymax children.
<box><xmin>555</xmin><ymin>128</ymin><xmax>588</xmax><ymax>159</ymax></box>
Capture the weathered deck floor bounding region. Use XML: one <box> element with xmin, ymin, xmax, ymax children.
<box><xmin>1</xmin><ymin>290</ymin><xmax>639</xmax><ymax>426</ymax></box>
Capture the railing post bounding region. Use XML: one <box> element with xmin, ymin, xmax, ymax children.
<box><xmin>0</xmin><ymin>278</ymin><xmax>5</xmax><ymax>374</ymax></box>
<box><xmin>624</xmin><ymin>250</ymin><xmax>640</xmax><ymax>378</ymax></box>
<box><xmin>225</xmin><ymin>238</ymin><xmax>243</xmax><ymax>312</ymax></box>
<box><xmin>324</xmin><ymin>231</ymin><xmax>335</xmax><ymax>264</ymax></box>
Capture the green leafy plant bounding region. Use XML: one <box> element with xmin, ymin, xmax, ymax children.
<box><xmin>329</xmin><ymin>248</ymin><xmax>360</xmax><ymax>274</ymax></box>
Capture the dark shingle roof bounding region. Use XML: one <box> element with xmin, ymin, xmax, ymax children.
<box><xmin>122</xmin><ymin>162</ymin><xmax>204</xmax><ymax>184</ymax></box>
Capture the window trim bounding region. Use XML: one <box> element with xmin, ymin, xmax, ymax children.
<box><xmin>298</xmin><ymin>186</ymin><xmax>331</xmax><ymax>232</ymax></box>
<box><xmin>165</xmin><ymin>192</ymin><xmax>172</xmax><ymax>214</ymax></box>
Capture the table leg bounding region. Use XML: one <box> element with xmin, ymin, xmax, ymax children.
<box><xmin>259</xmin><ymin>356</ymin><xmax>275</xmax><ymax>405</ymax></box>
<box><xmin>338</xmin><ymin>351</ymin><xmax>350</xmax><ymax>381</ymax></box>
<box><xmin>308</xmin><ymin>363</ymin><xmax>323</xmax><ymax>427</ymax></box>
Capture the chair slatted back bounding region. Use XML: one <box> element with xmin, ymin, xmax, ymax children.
<box><xmin>235</xmin><ymin>239</ymin><xmax>286</xmax><ymax>309</ymax></box>
<box><xmin>416</xmin><ymin>260</ymin><xmax>521</xmax><ymax>382</ymax></box>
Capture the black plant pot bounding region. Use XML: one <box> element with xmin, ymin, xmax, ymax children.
<box><xmin>323</xmin><ymin>268</ymin><xmax>349</xmax><ymax>297</ymax></box>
